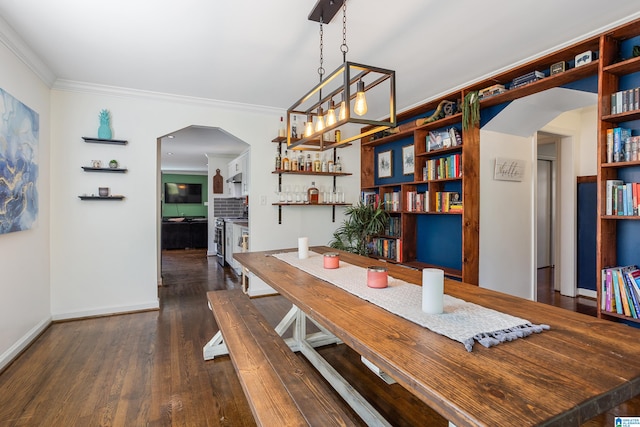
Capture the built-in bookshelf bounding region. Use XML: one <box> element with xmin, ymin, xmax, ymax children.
<box><xmin>358</xmin><ymin>17</ymin><xmax>635</xmax><ymax>286</ymax></box>
<box><xmin>597</xmin><ymin>19</ymin><xmax>640</xmax><ymax>324</ymax></box>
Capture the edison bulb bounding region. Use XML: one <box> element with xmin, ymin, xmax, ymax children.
<box><xmin>354</xmin><ymin>80</ymin><xmax>368</xmax><ymax>116</ymax></box>
<box><xmin>326</xmin><ymin>102</ymin><xmax>337</xmax><ymax>126</ymax></box>
<box><xmin>315</xmin><ymin>109</ymin><xmax>325</xmax><ymax>133</ymax></box>
<box><xmin>304</xmin><ymin>120</ymin><xmax>314</xmax><ymax>137</ymax></box>
<box><xmin>338</xmin><ymin>100</ymin><xmax>347</xmax><ymax>121</ymax></box>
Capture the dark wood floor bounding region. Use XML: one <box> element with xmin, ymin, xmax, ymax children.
<box><xmin>0</xmin><ymin>251</ymin><xmax>637</xmax><ymax>426</ymax></box>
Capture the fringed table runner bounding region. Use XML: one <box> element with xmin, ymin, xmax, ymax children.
<box><xmin>272</xmin><ymin>251</ymin><xmax>549</xmax><ymax>351</ymax></box>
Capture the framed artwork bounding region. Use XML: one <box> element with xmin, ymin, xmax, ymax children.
<box><xmin>377</xmin><ymin>150</ymin><xmax>392</xmax><ymax>178</ymax></box>
<box><xmin>402</xmin><ymin>144</ymin><xmax>414</xmax><ymax>175</ymax></box>
<box><xmin>0</xmin><ymin>88</ymin><xmax>39</xmax><ymax>234</ymax></box>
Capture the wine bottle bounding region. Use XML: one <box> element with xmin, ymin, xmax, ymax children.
<box><xmin>313</xmin><ymin>153</ymin><xmax>321</xmax><ymax>172</ymax></box>
<box><xmin>335</xmin><ymin>156</ymin><xmax>342</xmax><ymax>172</ymax></box>
<box><xmin>282</xmin><ymin>150</ymin><xmax>290</xmax><ymax>171</ymax></box>
<box><xmin>305</xmin><ymin>154</ymin><xmax>312</xmax><ymax>172</ymax></box>
<box><xmin>275</xmin><ymin>148</ymin><xmax>281</xmax><ymax>170</ymax></box>
<box><xmin>278</xmin><ymin>116</ymin><xmax>285</xmax><ymax>138</ymax></box>
<box><xmin>292</xmin><ymin>116</ymin><xmax>298</xmax><ymax>139</ymax></box>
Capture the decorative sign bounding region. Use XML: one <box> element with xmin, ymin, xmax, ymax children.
<box><xmin>494</xmin><ymin>158</ymin><xmax>525</xmax><ymax>182</ymax></box>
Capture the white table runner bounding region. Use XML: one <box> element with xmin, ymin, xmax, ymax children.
<box><xmin>273</xmin><ymin>251</ymin><xmax>549</xmax><ymax>351</ymax></box>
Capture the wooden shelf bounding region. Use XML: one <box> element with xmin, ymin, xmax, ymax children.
<box><xmin>272</xmin><ymin>170</ymin><xmax>351</xmax><ymax>176</ymax></box>
<box><xmin>272</xmin><ymin>202</ymin><xmax>350</xmax><ymax>207</ymax></box>
<box><xmin>417</xmin><ymin>145</ymin><xmax>463</xmax><ymax>158</ymax></box>
<box><xmin>81</xmin><ymin>166</ymin><xmax>127</xmax><ymax>173</ymax></box>
<box><xmin>596</xmin><ymin>17</ymin><xmax>640</xmax><ymax>325</ymax></box>
<box><xmin>82</xmin><ymin>137</ymin><xmax>128</xmax><ymax>145</ymax></box>
<box><xmin>78</xmin><ymin>195</ymin><xmax>125</xmax><ymax>200</ymax></box>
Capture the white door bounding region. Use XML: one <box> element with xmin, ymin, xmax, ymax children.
<box><xmin>536</xmin><ymin>159</ymin><xmax>553</xmax><ymax>268</ymax></box>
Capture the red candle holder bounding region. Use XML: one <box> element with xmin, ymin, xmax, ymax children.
<box><xmin>367</xmin><ymin>266</ymin><xmax>388</xmax><ymax>288</ymax></box>
<box><xmin>323</xmin><ymin>252</ymin><xmax>340</xmax><ymax>269</ymax></box>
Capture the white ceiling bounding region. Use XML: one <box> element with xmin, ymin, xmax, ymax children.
<box><xmin>1</xmin><ymin>0</ymin><xmax>639</xmax><ymax>172</ymax></box>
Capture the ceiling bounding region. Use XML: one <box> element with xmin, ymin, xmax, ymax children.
<box><xmin>1</xmin><ymin>1</ymin><xmax>639</xmax><ymax>172</ymax></box>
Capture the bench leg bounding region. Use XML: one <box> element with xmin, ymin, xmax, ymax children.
<box><xmin>203</xmin><ymin>330</ymin><xmax>229</xmax><ymax>360</ymax></box>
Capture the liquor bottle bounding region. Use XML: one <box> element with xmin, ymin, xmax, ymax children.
<box><xmin>305</xmin><ymin>154</ymin><xmax>312</xmax><ymax>171</ymax></box>
<box><xmin>278</xmin><ymin>116</ymin><xmax>285</xmax><ymax>138</ymax></box>
<box><xmin>282</xmin><ymin>150</ymin><xmax>290</xmax><ymax>171</ymax></box>
<box><xmin>335</xmin><ymin>156</ymin><xmax>342</xmax><ymax>172</ymax></box>
<box><xmin>275</xmin><ymin>148</ymin><xmax>281</xmax><ymax>170</ymax></box>
<box><xmin>314</xmin><ymin>153</ymin><xmax>321</xmax><ymax>172</ymax></box>
<box><xmin>298</xmin><ymin>152</ymin><xmax>304</xmax><ymax>171</ymax></box>
<box><xmin>328</xmin><ymin>157</ymin><xmax>334</xmax><ymax>173</ymax></box>
<box><xmin>308</xmin><ymin>181</ymin><xmax>319</xmax><ymax>204</ymax></box>
<box><xmin>292</xmin><ymin>116</ymin><xmax>298</xmax><ymax>139</ymax></box>
<box><xmin>291</xmin><ymin>152</ymin><xmax>298</xmax><ymax>171</ymax></box>
<box><xmin>321</xmin><ymin>155</ymin><xmax>328</xmax><ymax>172</ymax></box>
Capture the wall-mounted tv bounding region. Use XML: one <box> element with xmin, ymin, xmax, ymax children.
<box><xmin>164</xmin><ymin>182</ymin><xmax>202</xmax><ymax>204</ymax></box>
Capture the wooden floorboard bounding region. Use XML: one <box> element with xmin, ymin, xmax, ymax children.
<box><xmin>0</xmin><ymin>250</ymin><xmax>637</xmax><ymax>426</ymax></box>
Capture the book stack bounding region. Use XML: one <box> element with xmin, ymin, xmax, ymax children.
<box><xmin>510</xmin><ymin>70</ymin><xmax>545</xmax><ymax>89</ymax></box>
<box><xmin>361</xmin><ymin>191</ymin><xmax>379</xmax><ymax>207</ymax></box>
<box><xmin>406</xmin><ymin>190</ymin><xmax>429</xmax><ymax>212</ymax></box>
<box><xmin>611</xmin><ymin>87</ymin><xmax>640</xmax><ymax>114</ymax></box>
<box><xmin>435</xmin><ymin>192</ymin><xmax>462</xmax><ymax>213</ymax></box>
<box><xmin>370</xmin><ymin>237</ymin><xmax>402</xmax><ymax>262</ymax></box>
<box><xmin>383</xmin><ymin>216</ymin><xmax>402</xmax><ymax>237</ymax></box>
<box><xmin>426</xmin><ymin>127</ymin><xmax>462</xmax><ymax>152</ymax></box>
<box><xmin>606</xmin><ymin>127</ymin><xmax>633</xmax><ymax>163</ymax></box>
<box><xmin>382</xmin><ymin>191</ymin><xmax>401</xmax><ymax>212</ymax></box>
<box><xmin>601</xmin><ymin>265</ymin><xmax>640</xmax><ymax>318</ymax></box>
<box><xmin>423</xmin><ymin>154</ymin><xmax>462</xmax><ymax>181</ymax></box>
<box><xmin>478</xmin><ymin>84</ymin><xmax>506</xmax><ymax>100</ymax></box>
<box><xmin>605</xmin><ymin>179</ymin><xmax>640</xmax><ymax>216</ymax></box>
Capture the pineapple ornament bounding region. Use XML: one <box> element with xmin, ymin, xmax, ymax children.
<box><xmin>98</xmin><ymin>109</ymin><xmax>112</xmax><ymax>139</ymax></box>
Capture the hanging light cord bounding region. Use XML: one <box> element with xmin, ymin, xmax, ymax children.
<box><xmin>340</xmin><ymin>0</ymin><xmax>348</xmax><ymax>63</ymax></box>
<box><xmin>318</xmin><ymin>17</ymin><xmax>325</xmax><ymax>83</ymax></box>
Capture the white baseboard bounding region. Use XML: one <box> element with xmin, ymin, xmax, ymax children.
<box><xmin>577</xmin><ymin>288</ymin><xmax>597</xmax><ymax>299</ymax></box>
<box><xmin>0</xmin><ymin>317</ymin><xmax>51</xmax><ymax>372</ymax></box>
<box><xmin>51</xmin><ymin>300</ymin><xmax>160</xmax><ymax>321</ymax></box>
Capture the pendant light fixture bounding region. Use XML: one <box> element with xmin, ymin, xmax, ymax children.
<box><xmin>286</xmin><ymin>0</ymin><xmax>396</xmax><ymax>152</ymax></box>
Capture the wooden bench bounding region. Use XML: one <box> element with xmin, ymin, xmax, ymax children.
<box><xmin>207</xmin><ymin>289</ymin><xmax>362</xmax><ymax>427</ymax></box>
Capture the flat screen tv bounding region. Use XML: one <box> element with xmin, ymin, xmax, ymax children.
<box><xmin>164</xmin><ymin>182</ymin><xmax>202</xmax><ymax>204</ymax></box>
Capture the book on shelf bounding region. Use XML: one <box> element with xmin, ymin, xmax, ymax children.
<box><xmin>606</xmin><ymin>180</ymin><xmax>640</xmax><ymax>216</ymax></box>
<box><xmin>435</xmin><ymin>192</ymin><xmax>462</xmax><ymax>213</ymax></box>
<box><xmin>423</xmin><ymin>154</ymin><xmax>462</xmax><ymax>181</ymax></box>
<box><xmin>362</xmin><ymin>190</ymin><xmax>379</xmax><ymax>208</ymax></box>
<box><xmin>370</xmin><ymin>237</ymin><xmax>402</xmax><ymax>262</ymax></box>
<box><xmin>601</xmin><ymin>265</ymin><xmax>640</xmax><ymax>318</ymax></box>
<box><xmin>611</xmin><ymin>87</ymin><xmax>640</xmax><ymax>115</ymax></box>
<box><xmin>610</xmin><ymin>126</ymin><xmax>632</xmax><ymax>163</ymax></box>
<box><xmin>405</xmin><ymin>190</ymin><xmax>429</xmax><ymax>212</ymax></box>
<box><xmin>384</xmin><ymin>216</ymin><xmax>402</xmax><ymax>237</ymax></box>
<box><xmin>426</xmin><ymin>127</ymin><xmax>462</xmax><ymax>152</ymax></box>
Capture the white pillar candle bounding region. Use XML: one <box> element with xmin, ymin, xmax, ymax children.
<box><xmin>422</xmin><ymin>268</ymin><xmax>444</xmax><ymax>314</ymax></box>
<box><xmin>298</xmin><ymin>237</ymin><xmax>309</xmax><ymax>259</ymax></box>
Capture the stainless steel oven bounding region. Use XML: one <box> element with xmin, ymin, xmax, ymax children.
<box><xmin>214</xmin><ymin>218</ymin><xmax>225</xmax><ymax>266</ymax></box>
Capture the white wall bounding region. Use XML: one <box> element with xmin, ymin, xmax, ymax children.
<box><xmin>0</xmin><ymin>39</ymin><xmax>52</xmax><ymax>369</ymax></box>
<box><xmin>479</xmin><ymin>106</ymin><xmax>596</xmax><ymax>300</ymax></box>
<box><xmin>49</xmin><ymin>85</ymin><xmax>360</xmax><ymax>319</ymax></box>
<box><xmin>479</xmin><ymin>131</ymin><xmax>535</xmax><ymax>299</ymax></box>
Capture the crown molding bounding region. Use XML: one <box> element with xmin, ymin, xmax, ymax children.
<box><xmin>0</xmin><ymin>15</ymin><xmax>56</xmax><ymax>87</ymax></box>
<box><xmin>52</xmin><ymin>79</ymin><xmax>283</xmax><ymax>115</ymax></box>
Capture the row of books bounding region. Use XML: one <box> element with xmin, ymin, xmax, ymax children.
<box><xmin>435</xmin><ymin>191</ymin><xmax>462</xmax><ymax>213</ymax></box>
<box><xmin>478</xmin><ymin>84</ymin><xmax>506</xmax><ymax>100</ymax></box>
<box><xmin>511</xmin><ymin>70</ymin><xmax>545</xmax><ymax>89</ymax></box>
<box><xmin>426</xmin><ymin>127</ymin><xmax>462</xmax><ymax>152</ymax></box>
<box><xmin>406</xmin><ymin>190</ymin><xmax>429</xmax><ymax>212</ymax></box>
<box><xmin>601</xmin><ymin>265</ymin><xmax>640</xmax><ymax>318</ymax></box>
<box><xmin>362</xmin><ymin>190</ymin><xmax>461</xmax><ymax>213</ymax></box>
<box><xmin>606</xmin><ymin>126</ymin><xmax>633</xmax><ymax>163</ymax></box>
<box><xmin>611</xmin><ymin>87</ymin><xmax>640</xmax><ymax>115</ymax></box>
<box><xmin>383</xmin><ymin>216</ymin><xmax>401</xmax><ymax>237</ymax></box>
<box><xmin>369</xmin><ymin>237</ymin><xmax>402</xmax><ymax>262</ymax></box>
<box><xmin>605</xmin><ymin>180</ymin><xmax>640</xmax><ymax>216</ymax></box>
<box><xmin>423</xmin><ymin>154</ymin><xmax>462</xmax><ymax>181</ymax></box>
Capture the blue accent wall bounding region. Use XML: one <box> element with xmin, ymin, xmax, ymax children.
<box><xmin>577</xmin><ymin>180</ymin><xmax>597</xmax><ymax>291</ymax></box>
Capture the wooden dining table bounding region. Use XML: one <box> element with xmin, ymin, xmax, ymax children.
<box><xmin>234</xmin><ymin>246</ymin><xmax>640</xmax><ymax>426</ymax></box>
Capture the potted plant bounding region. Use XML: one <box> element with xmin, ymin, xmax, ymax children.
<box><xmin>329</xmin><ymin>202</ymin><xmax>389</xmax><ymax>256</ymax></box>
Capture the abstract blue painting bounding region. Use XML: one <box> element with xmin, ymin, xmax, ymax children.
<box><xmin>0</xmin><ymin>88</ymin><xmax>39</xmax><ymax>234</ymax></box>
